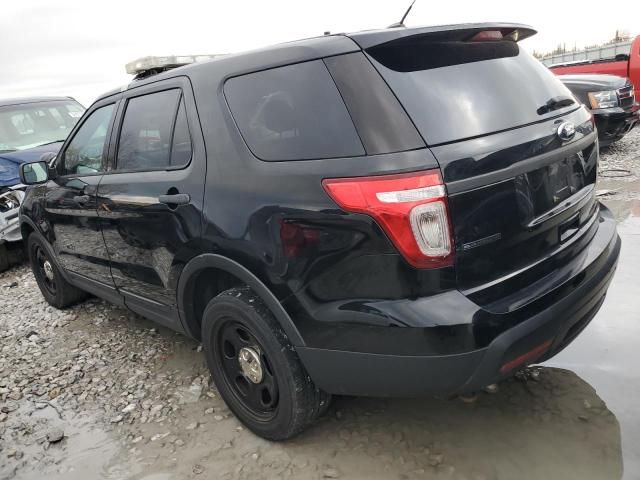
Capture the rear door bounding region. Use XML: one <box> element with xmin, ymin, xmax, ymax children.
<box><xmin>97</xmin><ymin>78</ymin><xmax>206</xmax><ymax>326</ymax></box>
<box><xmin>45</xmin><ymin>99</ymin><xmax>117</xmax><ymax>286</ymax></box>
<box><xmin>361</xmin><ymin>28</ymin><xmax>600</xmax><ymax>303</ymax></box>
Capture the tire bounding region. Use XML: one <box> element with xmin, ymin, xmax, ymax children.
<box><xmin>0</xmin><ymin>243</ymin><xmax>8</xmax><ymax>273</ymax></box>
<box><xmin>28</xmin><ymin>233</ymin><xmax>87</xmax><ymax>309</ymax></box>
<box><xmin>202</xmin><ymin>286</ymin><xmax>330</xmax><ymax>440</ymax></box>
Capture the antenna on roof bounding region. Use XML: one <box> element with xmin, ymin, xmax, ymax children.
<box><xmin>388</xmin><ymin>0</ymin><xmax>417</xmax><ymax>28</ymax></box>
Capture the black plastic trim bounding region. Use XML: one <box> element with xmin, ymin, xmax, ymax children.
<box><xmin>177</xmin><ymin>254</ymin><xmax>304</xmax><ymax>345</ymax></box>
<box><xmin>67</xmin><ymin>271</ymin><xmax>124</xmax><ymax>307</ymax></box>
<box><xmin>122</xmin><ymin>289</ymin><xmax>184</xmax><ymax>333</ymax></box>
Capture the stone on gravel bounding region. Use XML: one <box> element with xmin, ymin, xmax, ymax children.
<box><xmin>46</xmin><ymin>427</ymin><xmax>65</xmax><ymax>443</ymax></box>
<box><xmin>1</xmin><ymin>402</ymin><xmax>18</xmax><ymax>413</ymax></box>
<box><xmin>323</xmin><ymin>467</ymin><xmax>341</xmax><ymax>478</ymax></box>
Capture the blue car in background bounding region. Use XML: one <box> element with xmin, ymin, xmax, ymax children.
<box><xmin>0</xmin><ymin>97</ymin><xmax>84</xmax><ymax>270</ymax></box>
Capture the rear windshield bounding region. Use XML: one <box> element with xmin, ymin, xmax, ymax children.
<box><xmin>367</xmin><ymin>39</ymin><xmax>577</xmax><ymax>145</ymax></box>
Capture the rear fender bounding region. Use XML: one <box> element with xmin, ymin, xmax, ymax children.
<box><xmin>177</xmin><ymin>253</ymin><xmax>305</xmax><ymax>346</ymax></box>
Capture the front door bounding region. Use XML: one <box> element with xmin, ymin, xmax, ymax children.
<box><xmin>45</xmin><ymin>101</ymin><xmax>117</xmax><ymax>285</ymax></box>
<box><xmin>96</xmin><ymin>79</ymin><xmax>205</xmax><ymax>325</ymax></box>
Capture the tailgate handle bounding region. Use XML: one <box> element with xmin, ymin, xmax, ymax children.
<box><xmin>559</xmin><ymin>213</ymin><xmax>580</xmax><ymax>243</ymax></box>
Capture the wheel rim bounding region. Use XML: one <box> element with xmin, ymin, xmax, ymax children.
<box><xmin>216</xmin><ymin>320</ymin><xmax>279</xmax><ymax>420</ymax></box>
<box><xmin>34</xmin><ymin>245</ymin><xmax>56</xmax><ymax>296</ymax></box>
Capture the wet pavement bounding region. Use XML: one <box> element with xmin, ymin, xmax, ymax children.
<box><xmin>1</xmin><ymin>129</ymin><xmax>639</xmax><ymax>480</ymax></box>
<box><xmin>548</xmin><ymin>206</ymin><xmax>640</xmax><ymax>477</ymax></box>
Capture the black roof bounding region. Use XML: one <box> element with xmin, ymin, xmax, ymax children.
<box><xmin>98</xmin><ymin>22</ymin><xmax>536</xmax><ymax>103</ymax></box>
<box><xmin>0</xmin><ymin>96</ymin><xmax>78</xmax><ymax>108</ymax></box>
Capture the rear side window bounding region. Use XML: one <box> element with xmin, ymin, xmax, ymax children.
<box><xmin>224</xmin><ymin>60</ymin><xmax>365</xmax><ymax>161</ymax></box>
<box><xmin>324</xmin><ymin>53</ymin><xmax>424</xmax><ymax>155</ymax></box>
<box><xmin>117</xmin><ymin>89</ymin><xmax>192</xmax><ymax>171</ymax></box>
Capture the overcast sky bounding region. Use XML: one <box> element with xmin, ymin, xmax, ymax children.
<box><xmin>2</xmin><ymin>0</ymin><xmax>638</xmax><ymax>106</ymax></box>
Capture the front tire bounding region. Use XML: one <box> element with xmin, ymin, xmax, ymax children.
<box><xmin>28</xmin><ymin>233</ymin><xmax>87</xmax><ymax>308</ymax></box>
<box><xmin>202</xmin><ymin>286</ymin><xmax>330</xmax><ymax>440</ymax></box>
<box><xmin>0</xmin><ymin>243</ymin><xmax>8</xmax><ymax>273</ymax></box>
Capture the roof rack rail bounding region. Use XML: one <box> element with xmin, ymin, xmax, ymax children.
<box><xmin>125</xmin><ymin>54</ymin><xmax>223</xmax><ymax>80</ymax></box>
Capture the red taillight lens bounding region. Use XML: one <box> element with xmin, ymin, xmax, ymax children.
<box><xmin>322</xmin><ymin>170</ymin><xmax>454</xmax><ymax>268</ymax></box>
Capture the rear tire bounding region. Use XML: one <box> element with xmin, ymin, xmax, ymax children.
<box><xmin>28</xmin><ymin>233</ymin><xmax>87</xmax><ymax>308</ymax></box>
<box><xmin>202</xmin><ymin>286</ymin><xmax>330</xmax><ymax>440</ymax></box>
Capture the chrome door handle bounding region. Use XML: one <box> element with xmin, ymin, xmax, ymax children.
<box><xmin>158</xmin><ymin>193</ymin><xmax>190</xmax><ymax>206</ymax></box>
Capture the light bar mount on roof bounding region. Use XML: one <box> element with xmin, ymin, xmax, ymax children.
<box><xmin>125</xmin><ymin>54</ymin><xmax>222</xmax><ymax>80</ymax></box>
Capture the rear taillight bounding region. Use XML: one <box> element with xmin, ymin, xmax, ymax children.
<box><xmin>322</xmin><ymin>169</ymin><xmax>454</xmax><ymax>268</ymax></box>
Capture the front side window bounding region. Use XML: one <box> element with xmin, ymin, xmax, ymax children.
<box><xmin>224</xmin><ymin>60</ymin><xmax>365</xmax><ymax>161</ymax></box>
<box><xmin>116</xmin><ymin>89</ymin><xmax>191</xmax><ymax>171</ymax></box>
<box><xmin>62</xmin><ymin>104</ymin><xmax>114</xmax><ymax>176</ymax></box>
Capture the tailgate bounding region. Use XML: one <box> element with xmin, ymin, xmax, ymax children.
<box><xmin>362</xmin><ymin>26</ymin><xmax>600</xmax><ymax>306</ymax></box>
<box><xmin>433</xmin><ymin>107</ymin><xmax>599</xmax><ymax>300</ymax></box>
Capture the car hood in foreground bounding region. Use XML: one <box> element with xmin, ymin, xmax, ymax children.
<box><xmin>558</xmin><ymin>74</ymin><xmax>629</xmax><ymax>90</ymax></box>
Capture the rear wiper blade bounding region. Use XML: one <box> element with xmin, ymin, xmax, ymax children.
<box><xmin>537</xmin><ymin>96</ymin><xmax>575</xmax><ymax>115</ymax></box>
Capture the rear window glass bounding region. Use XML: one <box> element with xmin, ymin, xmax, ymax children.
<box><xmin>224</xmin><ymin>60</ymin><xmax>365</xmax><ymax>161</ymax></box>
<box><xmin>367</xmin><ymin>39</ymin><xmax>577</xmax><ymax>145</ymax></box>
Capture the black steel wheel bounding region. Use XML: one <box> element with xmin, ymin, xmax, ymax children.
<box><xmin>202</xmin><ymin>286</ymin><xmax>330</xmax><ymax>440</ymax></box>
<box><xmin>28</xmin><ymin>232</ymin><xmax>87</xmax><ymax>308</ymax></box>
<box><xmin>33</xmin><ymin>243</ymin><xmax>57</xmax><ymax>296</ymax></box>
<box><xmin>217</xmin><ymin>320</ymin><xmax>279</xmax><ymax>420</ymax></box>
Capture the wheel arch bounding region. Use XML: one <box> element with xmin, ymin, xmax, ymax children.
<box><xmin>177</xmin><ymin>254</ymin><xmax>305</xmax><ymax>346</ymax></box>
<box><xmin>19</xmin><ymin>217</ymin><xmax>37</xmax><ymax>246</ymax></box>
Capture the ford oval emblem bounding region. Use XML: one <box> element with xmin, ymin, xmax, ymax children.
<box><xmin>557</xmin><ymin>122</ymin><xmax>576</xmax><ymax>141</ymax></box>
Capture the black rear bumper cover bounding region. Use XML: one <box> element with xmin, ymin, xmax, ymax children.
<box><xmin>297</xmin><ymin>208</ymin><xmax>620</xmax><ymax>397</ymax></box>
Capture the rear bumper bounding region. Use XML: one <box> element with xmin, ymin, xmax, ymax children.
<box><xmin>297</xmin><ymin>207</ymin><xmax>620</xmax><ymax>397</ymax></box>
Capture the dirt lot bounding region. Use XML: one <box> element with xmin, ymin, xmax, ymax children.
<box><xmin>1</xmin><ymin>129</ymin><xmax>639</xmax><ymax>480</ymax></box>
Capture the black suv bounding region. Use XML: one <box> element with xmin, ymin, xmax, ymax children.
<box><xmin>19</xmin><ymin>23</ymin><xmax>620</xmax><ymax>440</ymax></box>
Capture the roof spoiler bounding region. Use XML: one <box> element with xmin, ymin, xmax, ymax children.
<box><xmin>348</xmin><ymin>23</ymin><xmax>537</xmax><ymax>50</ymax></box>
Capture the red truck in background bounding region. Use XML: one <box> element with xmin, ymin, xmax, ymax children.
<box><xmin>544</xmin><ymin>35</ymin><xmax>640</xmax><ymax>92</ymax></box>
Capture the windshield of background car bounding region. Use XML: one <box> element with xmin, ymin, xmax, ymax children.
<box><xmin>0</xmin><ymin>100</ymin><xmax>85</xmax><ymax>152</ymax></box>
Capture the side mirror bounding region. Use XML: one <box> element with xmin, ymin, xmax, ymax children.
<box><xmin>19</xmin><ymin>161</ymin><xmax>49</xmax><ymax>185</ymax></box>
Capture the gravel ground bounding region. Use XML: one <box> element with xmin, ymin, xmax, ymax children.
<box><xmin>1</xmin><ymin>129</ymin><xmax>637</xmax><ymax>480</ymax></box>
<box><xmin>596</xmin><ymin>128</ymin><xmax>640</xmax><ymax>216</ymax></box>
